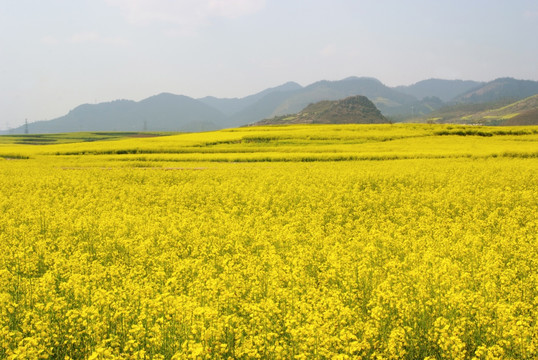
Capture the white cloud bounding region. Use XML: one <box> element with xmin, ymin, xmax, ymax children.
<box><xmin>207</xmin><ymin>0</ymin><xmax>265</xmax><ymax>18</ymax></box>
<box><xmin>70</xmin><ymin>32</ymin><xmax>100</xmax><ymax>44</ymax></box>
<box><xmin>41</xmin><ymin>36</ymin><xmax>60</xmax><ymax>45</ymax></box>
<box><xmin>40</xmin><ymin>32</ymin><xmax>127</xmax><ymax>46</ymax></box>
<box><xmin>69</xmin><ymin>32</ymin><xmax>127</xmax><ymax>45</ymax></box>
<box><xmin>320</xmin><ymin>44</ymin><xmax>337</xmax><ymax>57</ymax></box>
<box><xmin>105</xmin><ymin>0</ymin><xmax>265</xmax><ymax>32</ymax></box>
<box><xmin>523</xmin><ymin>10</ymin><xmax>538</xmax><ymax>19</ymax></box>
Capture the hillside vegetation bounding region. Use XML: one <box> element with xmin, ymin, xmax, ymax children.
<box><xmin>424</xmin><ymin>95</ymin><xmax>538</xmax><ymax>125</ymax></box>
<box><xmin>252</xmin><ymin>96</ymin><xmax>388</xmax><ymax>126</ymax></box>
<box><xmin>1</xmin><ymin>124</ymin><xmax>537</xmax><ymax>359</ymax></box>
<box><xmin>475</xmin><ymin>95</ymin><xmax>538</xmax><ymax>125</ymax></box>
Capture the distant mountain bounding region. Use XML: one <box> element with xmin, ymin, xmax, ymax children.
<box><xmin>252</xmin><ymin>95</ymin><xmax>388</xmax><ymax>126</ymax></box>
<box><xmin>198</xmin><ymin>82</ymin><xmax>302</xmax><ymax>117</ymax></box>
<box><xmin>282</xmin><ymin>77</ymin><xmax>417</xmax><ymax>114</ymax></box>
<box><xmin>228</xmin><ymin>77</ymin><xmax>418</xmax><ymax>126</ymax></box>
<box><xmin>226</xmin><ymin>90</ymin><xmax>301</xmax><ymax>128</ymax></box>
<box><xmin>395</xmin><ymin>79</ymin><xmax>483</xmax><ymax>102</ymax></box>
<box><xmin>453</xmin><ymin>78</ymin><xmax>538</xmax><ymax>104</ymax></box>
<box><xmin>136</xmin><ymin>93</ymin><xmax>227</xmax><ymax>131</ymax></box>
<box><xmin>8</xmin><ymin>93</ymin><xmax>227</xmax><ymax>134</ymax></box>
<box><xmin>5</xmin><ymin>76</ymin><xmax>538</xmax><ymax>134</ymax></box>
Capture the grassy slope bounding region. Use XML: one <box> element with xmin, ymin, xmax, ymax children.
<box><xmin>503</xmin><ymin>108</ymin><xmax>538</xmax><ymax>125</ymax></box>
<box><xmin>462</xmin><ymin>94</ymin><xmax>538</xmax><ymax>125</ymax></box>
<box><xmin>423</xmin><ymin>95</ymin><xmax>538</xmax><ymax>125</ymax></box>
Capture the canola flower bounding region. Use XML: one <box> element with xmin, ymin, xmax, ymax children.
<box><xmin>0</xmin><ymin>124</ymin><xmax>537</xmax><ymax>359</ymax></box>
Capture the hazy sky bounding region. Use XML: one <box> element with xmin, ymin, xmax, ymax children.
<box><xmin>1</xmin><ymin>0</ymin><xmax>537</xmax><ymax>129</ymax></box>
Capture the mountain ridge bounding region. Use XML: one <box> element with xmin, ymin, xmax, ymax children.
<box><xmin>395</xmin><ymin>79</ymin><xmax>484</xmax><ymax>102</ymax></box>
<box><xmin>12</xmin><ymin>94</ymin><xmax>226</xmax><ymax>134</ymax></box>
<box><xmin>198</xmin><ymin>81</ymin><xmax>303</xmax><ymax>117</ymax></box>
<box><xmin>454</xmin><ymin>77</ymin><xmax>538</xmax><ymax>103</ymax></box>
<box><xmin>4</xmin><ymin>76</ymin><xmax>538</xmax><ymax>134</ymax></box>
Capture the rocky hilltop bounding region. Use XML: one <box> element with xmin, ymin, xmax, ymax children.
<box><xmin>252</xmin><ymin>95</ymin><xmax>388</xmax><ymax>125</ymax></box>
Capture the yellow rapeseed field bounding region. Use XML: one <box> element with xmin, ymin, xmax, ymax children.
<box><xmin>0</xmin><ymin>124</ymin><xmax>537</xmax><ymax>359</ymax></box>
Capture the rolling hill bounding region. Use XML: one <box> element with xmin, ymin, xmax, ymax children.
<box><xmin>251</xmin><ymin>95</ymin><xmax>388</xmax><ymax>125</ymax></box>
<box><xmin>422</xmin><ymin>94</ymin><xmax>538</xmax><ymax>125</ymax></box>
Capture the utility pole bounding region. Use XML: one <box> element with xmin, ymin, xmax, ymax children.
<box><xmin>24</xmin><ymin>119</ymin><xmax>29</xmax><ymax>134</ymax></box>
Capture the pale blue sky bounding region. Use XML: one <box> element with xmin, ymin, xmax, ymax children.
<box><xmin>1</xmin><ymin>0</ymin><xmax>537</xmax><ymax>129</ymax></box>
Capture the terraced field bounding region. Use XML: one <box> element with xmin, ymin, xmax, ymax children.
<box><xmin>1</xmin><ymin>124</ymin><xmax>537</xmax><ymax>359</ymax></box>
